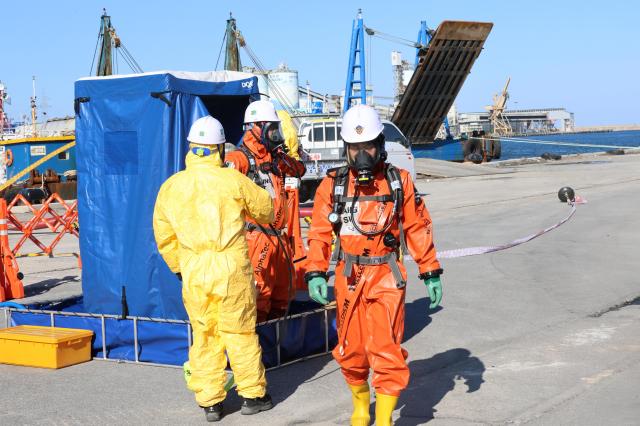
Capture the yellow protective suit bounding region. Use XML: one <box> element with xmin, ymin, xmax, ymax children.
<box><xmin>153</xmin><ymin>148</ymin><xmax>274</xmax><ymax>407</ymax></box>
<box><xmin>277</xmin><ymin>109</ymin><xmax>300</xmax><ymax>160</ymax></box>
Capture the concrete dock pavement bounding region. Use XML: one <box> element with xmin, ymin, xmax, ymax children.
<box><xmin>1</xmin><ymin>151</ymin><xmax>639</xmax><ymax>425</ymax></box>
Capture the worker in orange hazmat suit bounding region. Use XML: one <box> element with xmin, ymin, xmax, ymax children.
<box><xmin>305</xmin><ymin>105</ymin><xmax>443</xmax><ymax>426</ymax></box>
<box><xmin>226</xmin><ymin>100</ymin><xmax>306</xmax><ymax>321</ymax></box>
<box><xmin>153</xmin><ymin>115</ymin><xmax>275</xmax><ymax>422</ymax></box>
<box><xmin>277</xmin><ymin>109</ymin><xmax>308</xmax><ymax>290</ymax></box>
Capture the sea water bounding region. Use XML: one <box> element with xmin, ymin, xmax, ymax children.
<box><xmin>412</xmin><ymin>130</ymin><xmax>640</xmax><ymax>161</ymax></box>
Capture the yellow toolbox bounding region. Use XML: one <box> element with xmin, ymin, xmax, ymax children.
<box><xmin>0</xmin><ymin>325</ymin><xmax>94</xmax><ymax>369</ymax></box>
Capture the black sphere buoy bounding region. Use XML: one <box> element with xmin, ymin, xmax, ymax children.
<box><xmin>558</xmin><ymin>186</ymin><xmax>575</xmax><ymax>203</ymax></box>
<box><xmin>467</xmin><ymin>152</ymin><xmax>483</xmax><ymax>164</ymax></box>
<box><xmin>542</xmin><ymin>152</ymin><xmax>562</xmax><ymax>160</ymax></box>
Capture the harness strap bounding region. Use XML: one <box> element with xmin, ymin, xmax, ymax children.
<box><xmin>330</xmin><ymin>236</ymin><xmax>341</xmax><ymax>262</ymax></box>
<box><xmin>398</xmin><ymin>220</ymin><xmax>408</xmax><ymax>254</ymax></box>
<box><xmin>336</xmin><ymin>194</ymin><xmax>393</xmax><ymax>203</ymax></box>
<box><xmin>239</xmin><ymin>147</ymin><xmax>259</xmax><ymax>184</ymax></box>
<box><xmin>386</xmin><ymin>165</ymin><xmax>408</xmax><ymax>254</ymax></box>
<box><xmin>334</xmin><ymin>249</ymin><xmax>407</xmax><ymax>354</ymax></box>
<box><xmin>245</xmin><ymin>222</ymin><xmax>281</xmax><ymax>236</ymax></box>
<box><xmin>339</xmin><ymin>251</ymin><xmax>406</xmax><ymax>289</ymax></box>
<box><xmin>329</xmin><ymin>166</ymin><xmax>350</xmax><ymax>262</ymax></box>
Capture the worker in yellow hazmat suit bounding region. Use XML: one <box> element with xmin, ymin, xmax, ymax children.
<box><xmin>153</xmin><ymin>115</ymin><xmax>275</xmax><ymax>422</ymax></box>
<box><xmin>277</xmin><ymin>109</ymin><xmax>300</xmax><ymax>159</ymax></box>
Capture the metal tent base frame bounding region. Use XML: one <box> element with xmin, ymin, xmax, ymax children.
<box><xmin>1</xmin><ymin>302</ymin><xmax>338</xmax><ymax>370</ymax></box>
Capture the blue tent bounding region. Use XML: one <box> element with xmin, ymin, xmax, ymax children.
<box><xmin>75</xmin><ymin>71</ymin><xmax>259</xmax><ymax>320</ymax></box>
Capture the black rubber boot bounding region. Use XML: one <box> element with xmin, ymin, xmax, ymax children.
<box><xmin>203</xmin><ymin>402</ymin><xmax>223</xmax><ymax>422</ymax></box>
<box><xmin>241</xmin><ymin>394</ymin><xmax>273</xmax><ymax>415</ymax></box>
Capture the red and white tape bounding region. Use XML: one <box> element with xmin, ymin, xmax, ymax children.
<box><xmin>438</xmin><ymin>196</ymin><xmax>587</xmax><ymax>260</ymax></box>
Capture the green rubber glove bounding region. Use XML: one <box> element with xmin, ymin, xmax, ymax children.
<box><xmin>308</xmin><ymin>277</ymin><xmax>329</xmax><ymax>305</ymax></box>
<box><xmin>424</xmin><ymin>277</ymin><xmax>443</xmax><ymax>309</ymax></box>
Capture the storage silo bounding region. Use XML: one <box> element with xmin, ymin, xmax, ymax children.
<box><xmin>268</xmin><ymin>63</ymin><xmax>299</xmax><ymax>109</ymax></box>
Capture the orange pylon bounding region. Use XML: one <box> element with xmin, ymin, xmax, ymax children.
<box><xmin>0</xmin><ymin>199</ymin><xmax>24</xmax><ymax>301</ymax></box>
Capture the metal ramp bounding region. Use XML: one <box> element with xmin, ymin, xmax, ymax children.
<box><xmin>392</xmin><ymin>21</ymin><xmax>493</xmax><ymax>144</ymax></box>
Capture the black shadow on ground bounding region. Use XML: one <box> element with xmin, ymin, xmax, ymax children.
<box><xmin>394</xmin><ymin>348</ymin><xmax>485</xmax><ymax>425</ymax></box>
<box><xmin>23</xmin><ymin>275</ymin><xmax>79</xmax><ymax>297</ymax></box>
<box><xmin>403</xmin><ymin>296</ymin><xmax>440</xmax><ymax>342</ymax></box>
<box><xmin>221</xmin><ymin>293</ymin><xmax>443</xmax><ymax>416</ymax></box>
<box><xmin>217</xmin><ymin>295</ymin><xmax>337</xmax><ymax>415</ymax></box>
<box><xmin>261</xmin><ymin>290</ymin><xmax>337</xmax><ymax>407</ymax></box>
<box><xmin>219</xmin><ymin>354</ymin><xmax>336</xmax><ymax>416</ymax></box>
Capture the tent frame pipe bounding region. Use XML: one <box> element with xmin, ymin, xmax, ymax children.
<box><xmin>101</xmin><ymin>315</ymin><xmax>107</xmax><ymax>359</ymax></box>
<box><xmin>133</xmin><ymin>317</ymin><xmax>139</xmax><ymax>363</ymax></box>
<box><xmin>92</xmin><ymin>351</ymin><xmax>331</xmax><ymax>372</ymax></box>
<box><xmin>1</xmin><ymin>306</ymin><xmax>335</xmax><ymax>371</ymax></box>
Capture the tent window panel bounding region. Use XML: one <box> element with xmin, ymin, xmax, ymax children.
<box><xmin>104</xmin><ymin>131</ymin><xmax>139</xmax><ymax>175</ymax></box>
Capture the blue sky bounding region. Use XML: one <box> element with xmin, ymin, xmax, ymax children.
<box><xmin>1</xmin><ymin>0</ymin><xmax>638</xmax><ymax>126</ymax></box>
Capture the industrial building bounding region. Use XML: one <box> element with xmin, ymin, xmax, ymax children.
<box><xmin>456</xmin><ymin>108</ymin><xmax>575</xmax><ymax>135</ymax></box>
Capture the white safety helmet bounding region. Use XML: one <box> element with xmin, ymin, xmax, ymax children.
<box><xmin>187</xmin><ymin>116</ymin><xmax>226</xmax><ymax>145</ymax></box>
<box><xmin>340</xmin><ymin>104</ymin><xmax>385</xmax><ymax>143</ymax></box>
<box><xmin>244</xmin><ymin>100</ymin><xmax>280</xmax><ymax>124</ymax></box>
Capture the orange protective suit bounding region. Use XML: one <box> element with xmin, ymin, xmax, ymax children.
<box><xmin>306</xmin><ymin>166</ymin><xmax>441</xmax><ymax>396</ymax></box>
<box><xmin>226</xmin><ymin>128</ymin><xmax>306</xmax><ymax>321</ymax></box>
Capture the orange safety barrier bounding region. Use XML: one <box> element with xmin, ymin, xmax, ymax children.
<box><xmin>6</xmin><ymin>193</ymin><xmax>79</xmax><ymax>262</ymax></box>
<box><xmin>0</xmin><ymin>199</ymin><xmax>24</xmax><ymax>301</ymax></box>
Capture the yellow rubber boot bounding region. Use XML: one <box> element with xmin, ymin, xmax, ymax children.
<box><xmin>375</xmin><ymin>393</ymin><xmax>398</xmax><ymax>426</ymax></box>
<box><xmin>348</xmin><ymin>383</ymin><xmax>371</xmax><ymax>426</ymax></box>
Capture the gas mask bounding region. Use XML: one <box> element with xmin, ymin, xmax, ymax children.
<box><xmin>261</xmin><ymin>122</ymin><xmax>285</xmax><ymax>153</ymax></box>
<box><xmin>346</xmin><ymin>135</ymin><xmax>387</xmax><ymax>185</ymax></box>
<box><xmin>353</xmin><ymin>150</ymin><xmax>376</xmax><ymax>185</ymax></box>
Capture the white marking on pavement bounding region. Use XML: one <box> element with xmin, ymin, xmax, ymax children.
<box><xmin>563</xmin><ymin>326</ymin><xmax>616</xmax><ymax>346</ymax></box>
<box><xmin>582</xmin><ymin>369</ymin><xmax>614</xmax><ymax>384</ymax></box>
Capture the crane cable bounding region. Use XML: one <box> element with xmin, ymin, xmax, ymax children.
<box><xmin>364</xmin><ymin>25</ymin><xmax>426</xmax><ymax>49</ymax></box>
<box><xmin>88</xmin><ymin>25</ymin><xmax>103</xmax><ymax>75</ymax></box>
<box><xmin>89</xmin><ymin>22</ymin><xmax>143</xmax><ymax>75</ymax></box>
<box><xmin>243</xmin><ymin>42</ymin><xmax>298</xmax><ymax>116</ymax></box>
<box><xmin>214</xmin><ymin>29</ymin><xmax>227</xmax><ymax>71</ymax></box>
<box><xmin>234</xmin><ymin>30</ymin><xmax>300</xmax><ymax>126</ymax></box>
<box><xmin>117</xmin><ymin>42</ymin><xmax>143</xmax><ymax>73</ymax></box>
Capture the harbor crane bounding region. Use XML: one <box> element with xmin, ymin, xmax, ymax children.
<box><xmin>91</xmin><ymin>9</ymin><xmax>143</xmax><ymax>76</ymax></box>
<box><xmin>344</xmin><ymin>10</ymin><xmax>492</xmax><ymax>143</ymax></box>
<box><xmin>487</xmin><ymin>77</ymin><xmax>513</xmax><ymax>136</ymax></box>
<box><xmin>221</xmin><ymin>13</ymin><xmax>301</xmax><ymax>126</ymax></box>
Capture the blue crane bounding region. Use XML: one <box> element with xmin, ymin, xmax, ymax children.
<box><xmin>343</xmin><ymin>10</ymin><xmax>367</xmax><ymax>112</ymax></box>
<box><xmin>344</xmin><ymin>14</ymin><xmax>454</xmax><ymax>140</ymax></box>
